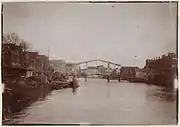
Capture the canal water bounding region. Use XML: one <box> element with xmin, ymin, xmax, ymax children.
<box><xmin>12</xmin><ymin>78</ymin><xmax>177</xmax><ymax>125</ymax></box>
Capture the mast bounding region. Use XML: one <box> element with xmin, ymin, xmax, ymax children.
<box><xmin>48</xmin><ymin>46</ymin><xmax>50</xmax><ymax>59</ymax></box>
<box><xmin>47</xmin><ymin>46</ymin><xmax>50</xmax><ymax>73</ymax></box>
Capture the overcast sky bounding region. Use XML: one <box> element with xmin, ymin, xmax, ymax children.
<box><xmin>3</xmin><ymin>2</ymin><xmax>177</xmax><ymax>67</ymax></box>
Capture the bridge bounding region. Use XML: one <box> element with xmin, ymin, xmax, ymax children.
<box><xmin>74</xmin><ymin>59</ymin><xmax>122</xmax><ymax>82</ymax></box>
<box><xmin>76</xmin><ymin>59</ymin><xmax>121</xmax><ymax>66</ymax></box>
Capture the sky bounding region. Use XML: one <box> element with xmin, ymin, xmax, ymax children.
<box><xmin>3</xmin><ymin>2</ymin><xmax>177</xmax><ymax>67</ymax></box>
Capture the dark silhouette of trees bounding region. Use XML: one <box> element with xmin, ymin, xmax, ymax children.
<box><xmin>3</xmin><ymin>32</ymin><xmax>20</xmax><ymax>45</ymax></box>
<box><xmin>19</xmin><ymin>40</ymin><xmax>31</xmax><ymax>52</ymax></box>
<box><xmin>3</xmin><ymin>32</ymin><xmax>31</xmax><ymax>52</ymax></box>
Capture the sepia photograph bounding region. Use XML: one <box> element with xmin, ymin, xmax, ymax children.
<box><xmin>1</xmin><ymin>1</ymin><xmax>178</xmax><ymax>125</ymax></box>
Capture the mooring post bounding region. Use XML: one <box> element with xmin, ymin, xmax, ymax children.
<box><xmin>85</xmin><ymin>62</ymin><xmax>88</xmax><ymax>82</ymax></box>
<box><xmin>107</xmin><ymin>63</ymin><xmax>110</xmax><ymax>83</ymax></box>
<box><xmin>118</xmin><ymin>76</ymin><xmax>121</xmax><ymax>82</ymax></box>
<box><xmin>85</xmin><ymin>75</ymin><xmax>87</xmax><ymax>82</ymax></box>
<box><xmin>107</xmin><ymin>75</ymin><xmax>110</xmax><ymax>83</ymax></box>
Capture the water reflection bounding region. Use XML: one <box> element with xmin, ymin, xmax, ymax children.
<box><xmin>11</xmin><ymin>79</ymin><xmax>176</xmax><ymax>125</ymax></box>
<box><xmin>154</xmin><ymin>88</ymin><xmax>176</xmax><ymax>102</ymax></box>
<box><xmin>145</xmin><ymin>85</ymin><xmax>177</xmax><ymax>102</ymax></box>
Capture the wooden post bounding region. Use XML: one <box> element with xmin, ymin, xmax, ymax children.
<box><xmin>118</xmin><ymin>76</ymin><xmax>121</xmax><ymax>82</ymax></box>
<box><xmin>85</xmin><ymin>62</ymin><xmax>87</xmax><ymax>82</ymax></box>
<box><xmin>107</xmin><ymin>63</ymin><xmax>110</xmax><ymax>83</ymax></box>
<box><xmin>85</xmin><ymin>75</ymin><xmax>87</xmax><ymax>82</ymax></box>
<box><xmin>107</xmin><ymin>75</ymin><xmax>110</xmax><ymax>83</ymax></box>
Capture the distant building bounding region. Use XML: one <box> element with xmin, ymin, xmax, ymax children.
<box><xmin>50</xmin><ymin>60</ymin><xmax>66</xmax><ymax>73</ymax></box>
<box><xmin>23</xmin><ymin>51</ymin><xmax>38</xmax><ymax>77</ymax></box>
<box><xmin>39</xmin><ymin>55</ymin><xmax>49</xmax><ymax>72</ymax></box>
<box><xmin>23</xmin><ymin>51</ymin><xmax>38</xmax><ymax>70</ymax></box>
<box><xmin>145</xmin><ymin>52</ymin><xmax>177</xmax><ymax>70</ymax></box>
<box><xmin>35</xmin><ymin>55</ymin><xmax>43</xmax><ymax>72</ymax></box>
<box><xmin>86</xmin><ymin>66</ymin><xmax>99</xmax><ymax>75</ymax></box>
<box><xmin>120</xmin><ymin>66</ymin><xmax>139</xmax><ymax>80</ymax></box>
<box><xmin>65</xmin><ymin>63</ymin><xmax>78</xmax><ymax>75</ymax></box>
<box><xmin>135</xmin><ymin>68</ymin><xmax>146</xmax><ymax>80</ymax></box>
<box><xmin>35</xmin><ymin>55</ymin><xmax>49</xmax><ymax>73</ymax></box>
<box><xmin>97</xmin><ymin>65</ymin><xmax>106</xmax><ymax>73</ymax></box>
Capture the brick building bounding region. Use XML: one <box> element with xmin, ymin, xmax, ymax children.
<box><xmin>35</xmin><ymin>55</ymin><xmax>49</xmax><ymax>73</ymax></box>
<box><xmin>2</xmin><ymin>43</ymin><xmax>47</xmax><ymax>80</ymax></box>
<box><xmin>2</xmin><ymin>43</ymin><xmax>33</xmax><ymax>79</ymax></box>
<box><xmin>146</xmin><ymin>52</ymin><xmax>177</xmax><ymax>70</ymax></box>
<box><xmin>145</xmin><ymin>52</ymin><xmax>177</xmax><ymax>87</ymax></box>
<box><xmin>2</xmin><ymin>43</ymin><xmax>24</xmax><ymax>68</ymax></box>
<box><xmin>120</xmin><ymin>66</ymin><xmax>139</xmax><ymax>80</ymax></box>
<box><xmin>23</xmin><ymin>51</ymin><xmax>38</xmax><ymax>70</ymax></box>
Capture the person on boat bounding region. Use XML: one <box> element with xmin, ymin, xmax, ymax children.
<box><xmin>72</xmin><ymin>75</ymin><xmax>78</xmax><ymax>94</ymax></box>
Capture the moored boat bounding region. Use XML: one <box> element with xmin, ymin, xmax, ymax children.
<box><xmin>52</xmin><ymin>80</ymin><xmax>71</xmax><ymax>90</ymax></box>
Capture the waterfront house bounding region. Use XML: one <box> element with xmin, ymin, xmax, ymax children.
<box><xmin>120</xmin><ymin>66</ymin><xmax>139</xmax><ymax>80</ymax></box>
<box><xmin>2</xmin><ymin>43</ymin><xmax>41</xmax><ymax>79</ymax></box>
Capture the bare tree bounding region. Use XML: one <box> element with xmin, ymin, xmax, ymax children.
<box><xmin>3</xmin><ymin>32</ymin><xmax>31</xmax><ymax>51</ymax></box>
<box><xmin>19</xmin><ymin>39</ymin><xmax>31</xmax><ymax>52</ymax></box>
<box><xmin>3</xmin><ymin>32</ymin><xmax>20</xmax><ymax>45</ymax></box>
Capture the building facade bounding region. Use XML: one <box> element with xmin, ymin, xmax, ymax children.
<box><xmin>135</xmin><ymin>69</ymin><xmax>146</xmax><ymax>80</ymax></box>
<box><xmin>144</xmin><ymin>52</ymin><xmax>177</xmax><ymax>87</ymax></box>
<box><xmin>97</xmin><ymin>65</ymin><xmax>106</xmax><ymax>74</ymax></box>
<box><xmin>145</xmin><ymin>52</ymin><xmax>177</xmax><ymax>70</ymax></box>
<box><xmin>120</xmin><ymin>66</ymin><xmax>139</xmax><ymax>80</ymax></box>
<box><xmin>2</xmin><ymin>43</ymin><xmax>24</xmax><ymax>68</ymax></box>
<box><xmin>2</xmin><ymin>43</ymin><xmax>38</xmax><ymax>79</ymax></box>
<box><xmin>50</xmin><ymin>60</ymin><xmax>66</xmax><ymax>74</ymax></box>
<box><xmin>23</xmin><ymin>51</ymin><xmax>38</xmax><ymax>70</ymax></box>
<box><xmin>34</xmin><ymin>55</ymin><xmax>49</xmax><ymax>73</ymax></box>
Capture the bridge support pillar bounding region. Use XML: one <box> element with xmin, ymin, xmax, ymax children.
<box><xmin>85</xmin><ymin>62</ymin><xmax>88</xmax><ymax>82</ymax></box>
<box><xmin>118</xmin><ymin>77</ymin><xmax>121</xmax><ymax>82</ymax></box>
<box><xmin>107</xmin><ymin>75</ymin><xmax>110</xmax><ymax>83</ymax></box>
<box><xmin>107</xmin><ymin>63</ymin><xmax>110</xmax><ymax>83</ymax></box>
<box><xmin>85</xmin><ymin>76</ymin><xmax>87</xmax><ymax>82</ymax></box>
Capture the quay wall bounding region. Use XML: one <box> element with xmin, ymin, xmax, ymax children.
<box><xmin>2</xmin><ymin>76</ymin><xmax>53</xmax><ymax>121</ymax></box>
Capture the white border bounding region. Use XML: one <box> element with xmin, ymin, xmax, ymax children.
<box><xmin>0</xmin><ymin>0</ymin><xmax>179</xmax><ymax>127</ymax></box>
<box><xmin>0</xmin><ymin>0</ymin><xmax>179</xmax><ymax>2</ymax></box>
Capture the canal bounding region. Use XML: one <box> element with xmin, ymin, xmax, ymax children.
<box><xmin>12</xmin><ymin>78</ymin><xmax>177</xmax><ymax>125</ymax></box>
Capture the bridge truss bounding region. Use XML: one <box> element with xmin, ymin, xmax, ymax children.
<box><xmin>75</xmin><ymin>59</ymin><xmax>121</xmax><ymax>82</ymax></box>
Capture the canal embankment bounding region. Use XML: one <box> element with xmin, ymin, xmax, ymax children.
<box><xmin>11</xmin><ymin>78</ymin><xmax>177</xmax><ymax>125</ymax></box>
<box><xmin>2</xmin><ymin>74</ymin><xmax>78</xmax><ymax>125</ymax></box>
<box><xmin>2</xmin><ymin>75</ymin><xmax>53</xmax><ymax>124</ymax></box>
